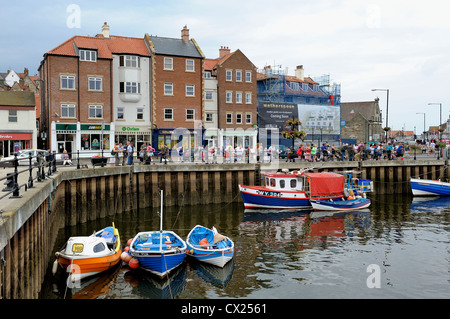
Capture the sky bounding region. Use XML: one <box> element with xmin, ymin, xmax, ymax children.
<box><xmin>1</xmin><ymin>0</ymin><xmax>449</xmax><ymax>134</ymax></box>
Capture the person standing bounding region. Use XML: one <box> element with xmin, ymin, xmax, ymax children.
<box><xmin>126</xmin><ymin>141</ymin><xmax>134</xmax><ymax>165</ymax></box>
<box><xmin>160</xmin><ymin>144</ymin><xmax>168</xmax><ymax>164</ymax></box>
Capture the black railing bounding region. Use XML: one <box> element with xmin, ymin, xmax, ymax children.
<box><xmin>0</xmin><ymin>152</ymin><xmax>57</xmax><ymax>201</ymax></box>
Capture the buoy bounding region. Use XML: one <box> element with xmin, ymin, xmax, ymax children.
<box><xmin>124</xmin><ymin>246</ymin><xmax>130</xmax><ymax>252</ymax></box>
<box><xmin>121</xmin><ymin>251</ymin><xmax>132</xmax><ymax>263</ymax></box>
<box><xmin>347</xmin><ymin>196</ymin><xmax>354</xmax><ymax>200</ymax></box>
<box><xmin>127</xmin><ymin>239</ymin><xmax>133</xmax><ymax>246</ymax></box>
<box><xmin>129</xmin><ymin>258</ymin><xmax>139</xmax><ymax>269</ymax></box>
<box><xmin>164</xmin><ymin>235</ymin><xmax>172</xmax><ymax>245</ymax></box>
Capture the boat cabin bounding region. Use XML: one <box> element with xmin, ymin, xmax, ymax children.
<box><xmin>263</xmin><ymin>172</ymin><xmax>304</xmax><ymax>192</ymax></box>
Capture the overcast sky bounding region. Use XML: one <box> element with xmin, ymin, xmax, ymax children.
<box><xmin>1</xmin><ymin>0</ymin><xmax>449</xmax><ymax>134</ymax></box>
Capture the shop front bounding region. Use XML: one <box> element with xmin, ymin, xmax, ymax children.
<box><xmin>52</xmin><ymin>122</ymin><xmax>114</xmax><ymax>158</ymax></box>
<box><xmin>0</xmin><ymin>132</ymin><xmax>33</xmax><ymax>157</ymax></box>
<box><xmin>115</xmin><ymin>125</ymin><xmax>152</xmax><ymax>152</ymax></box>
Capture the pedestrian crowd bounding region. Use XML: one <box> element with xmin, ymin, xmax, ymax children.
<box><xmin>96</xmin><ymin>139</ymin><xmax>450</xmax><ymax>166</ymax></box>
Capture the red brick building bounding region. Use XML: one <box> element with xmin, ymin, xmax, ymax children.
<box><xmin>145</xmin><ymin>26</ymin><xmax>204</xmax><ymax>149</ymax></box>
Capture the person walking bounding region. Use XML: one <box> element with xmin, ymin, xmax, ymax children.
<box><xmin>126</xmin><ymin>141</ymin><xmax>134</xmax><ymax>165</ymax></box>
<box><xmin>160</xmin><ymin>144</ymin><xmax>168</xmax><ymax>164</ymax></box>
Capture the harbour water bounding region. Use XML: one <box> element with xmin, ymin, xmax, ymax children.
<box><xmin>39</xmin><ymin>194</ymin><xmax>450</xmax><ymax>299</ymax></box>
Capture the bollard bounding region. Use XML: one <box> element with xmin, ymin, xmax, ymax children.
<box><xmin>2</xmin><ymin>173</ymin><xmax>14</xmax><ymax>191</ymax></box>
<box><xmin>77</xmin><ymin>150</ymin><xmax>80</xmax><ymax>169</ymax></box>
<box><xmin>10</xmin><ymin>153</ymin><xmax>21</xmax><ymax>198</ymax></box>
<box><xmin>28</xmin><ymin>152</ymin><xmax>34</xmax><ymax>189</ymax></box>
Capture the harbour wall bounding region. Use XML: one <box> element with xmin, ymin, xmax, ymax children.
<box><xmin>0</xmin><ymin>159</ymin><xmax>448</xmax><ymax>298</ymax></box>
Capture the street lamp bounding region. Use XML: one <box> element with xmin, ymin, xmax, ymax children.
<box><xmin>372</xmin><ymin>88</ymin><xmax>389</xmax><ymax>141</ymax></box>
<box><xmin>428</xmin><ymin>103</ymin><xmax>442</xmax><ymax>140</ymax></box>
<box><xmin>416</xmin><ymin>112</ymin><xmax>426</xmax><ymax>140</ymax></box>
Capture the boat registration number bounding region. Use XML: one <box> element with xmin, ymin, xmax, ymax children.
<box><xmin>256</xmin><ymin>190</ymin><xmax>282</xmax><ymax>197</ymax></box>
<box><xmin>72</xmin><ymin>244</ymin><xmax>84</xmax><ymax>253</ymax></box>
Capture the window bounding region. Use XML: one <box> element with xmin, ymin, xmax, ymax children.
<box><xmin>245</xmin><ymin>92</ymin><xmax>252</xmax><ymax>104</ymax></box>
<box><xmin>120</xmin><ymin>82</ymin><xmax>140</xmax><ymax>94</ymax></box>
<box><xmin>204</xmin><ymin>71</ymin><xmax>212</xmax><ymax>79</ymax></box>
<box><xmin>279</xmin><ymin>180</ymin><xmax>285</xmax><ymax>188</ymax></box>
<box><xmin>290</xmin><ymin>82</ymin><xmax>299</xmax><ymax>90</ymax></box>
<box><xmin>120</xmin><ymin>55</ymin><xmax>140</xmax><ymax>68</ymax></box>
<box><xmin>186</xmin><ymin>59</ymin><xmax>195</xmax><ymax>72</ymax></box>
<box><xmin>246</xmin><ymin>113</ymin><xmax>252</xmax><ymax>124</ymax></box>
<box><xmin>164</xmin><ymin>57</ymin><xmax>173</xmax><ymax>70</ymax></box>
<box><xmin>79</xmin><ymin>50</ymin><xmax>97</xmax><ymax>62</ymax></box>
<box><xmin>236</xmin><ymin>92</ymin><xmax>242</xmax><ymax>104</ymax></box>
<box><xmin>236</xmin><ymin>70</ymin><xmax>242</xmax><ymax>82</ymax></box>
<box><xmin>226</xmin><ymin>113</ymin><xmax>232</xmax><ymax>124</ymax></box>
<box><xmin>93</xmin><ymin>242</ymin><xmax>105</xmax><ymax>253</ymax></box>
<box><xmin>117</xmin><ymin>107</ymin><xmax>124</xmax><ymax>120</ymax></box>
<box><xmin>302</xmin><ymin>83</ymin><xmax>309</xmax><ymax>91</ymax></box>
<box><xmin>89</xmin><ymin>105</ymin><xmax>103</xmax><ymax>119</ymax></box>
<box><xmin>88</xmin><ymin>77</ymin><xmax>102</xmax><ymax>91</ymax></box>
<box><xmin>270</xmin><ymin>178</ymin><xmax>275</xmax><ymax>187</ymax></box>
<box><xmin>226</xmin><ymin>91</ymin><xmax>232</xmax><ymax>103</ymax></box>
<box><xmin>236</xmin><ymin>113</ymin><xmax>242</xmax><ymax>124</ymax></box>
<box><xmin>164</xmin><ymin>83</ymin><xmax>173</xmax><ymax>95</ymax></box>
<box><xmin>8</xmin><ymin>110</ymin><xmax>17</xmax><ymax>122</ymax></box>
<box><xmin>205</xmin><ymin>91</ymin><xmax>213</xmax><ymax>100</ymax></box>
<box><xmin>290</xmin><ymin>179</ymin><xmax>297</xmax><ymax>188</ymax></box>
<box><xmin>186</xmin><ymin>109</ymin><xmax>195</xmax><ymax>120</ymax></box>
<box><xmin>61</xmin><ymin>104</ymin><xmax>76</xmax><ymax>118</ymax></box>
<box><xmin>205</xmin><ymin>113</ymin><xmax>213</xmax><ymax>122</ymax></box>
<box><xmin>226</xmin><ymin>70</ymin><xmax>232</xmax><ymax>81</ymax></box>
<box><xmin>137</xmin><ymin>108</ymin><xmax>144</xmax><ymax>120</ymax></box>
<box><xmin>313</xmin><ymin>84</ymin><xmax>319</xmax><ymax>92</ymax></box>
<box><xmin>186</xmin><ymin>84</ymin><xmax>195</xmax><ymax>97</ymax></box>
<box><xmin>61</xmin><ymin>75</ymin><xmax>75</xmax><ymax>90</ymax></box>
<box><xmin>164</xmin><ymin>108</ymin><xmax>173</xmax><ymax>120</ymax></box>
<box><xmin>245</xmin><ymin>71</ymin><xmax>252</xmax><ymax>82</ymax></box>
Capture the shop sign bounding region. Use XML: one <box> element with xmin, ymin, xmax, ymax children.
<box><xmin>121</xmin><ymin>126</ymin><xmax>140</xmax><ymax>132</ymax></box>
<box><xmin>0</xmin><ymin>132</ymin><xmax>32</xmax><ymax>140</ymax></box>
<box><xmin>80</xmin><ymin>124</ymin><xmax>110</xmax><ymax>131</ymax></box>
<box><xmin>56</xmin><ymin>124</ymin><xmax>77</xmax><ymax>131</ymax></box>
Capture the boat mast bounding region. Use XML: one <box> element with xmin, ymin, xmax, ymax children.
<box><xmin>160</xmin><ymin>189</ymin><xmax>163</xmax><ymax>251</ymax></box>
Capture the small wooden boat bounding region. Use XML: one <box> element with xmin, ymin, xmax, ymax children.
<box><xmin>410</xmin><ymin>178</ymin><xmax>450</xmax><ymax>196</ymax></box>
<box><xmin>54</xmin><ymin>223</ymin><xmax>121</xmax><ymax>283</ymax></box>
<box><xmin>311</xmin><ymin>197</ymin><xmax>371</xmax><ymax>211</ymax></box>
<box><xmin>186</xmin><ymin>225</ymin><xmax>234</xmax><ymax>268</ymax></box>
<box><xmin>129</xmin><ymin>190</ymin><xmax>187</xmax><ymax>278</ymax></box>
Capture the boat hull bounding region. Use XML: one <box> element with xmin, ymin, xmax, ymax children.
<box><xmin>57</xmin><ymin>251</ymin><xmax>122</xmax><ymax>281</ymax></box>
<box><xmin>239</xmin><ymin>185</ymin><xmax>311</xmax><ymax>209</ymax></box>
<box><xmin>311</xmin><ymin>198</ymin><xmax>371</xmax><ymax>211</ymax></box>
<box><xmin>186</xmin><ymin>225</ymin><xmax>234</xmax><ymax>268</ymax></box>
<box><xmin>410</xmin><ymin>178</ymin><xmax>450</xmax><ymax>196</ymax></box>
<box><xmin>130</xmin><ymin>231</ymin><xmax>187</xmax><ymax>278</ymax></box>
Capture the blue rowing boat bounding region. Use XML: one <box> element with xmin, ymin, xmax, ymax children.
<box><xmin>410</xmin><ymin>178</ymin><xmax>450</xmax><ymax>196</ymax></box>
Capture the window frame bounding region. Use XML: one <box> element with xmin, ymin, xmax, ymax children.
<box><xmin>8</xmin><ymin>110</ymin><xmax>17</xmax><ymax>122</ymax></box>
<box><xmin>164</xmin><ymin>108</ymin><xmax>173</xmax><ymax>120</ymax></box>
<box><xmin>164</xmin><ymin>82</ymin><xmax>173</xmax><ymax>95</ymax></box>
<box><xmin>226</xmin><ymin>70</ymin><xmax>232</xmax><ymax>81</ymax></box>
<box><xmin>60</xmin><ymin>75</ymin><xmax>75</xmax><ymax>90</ymax></box>
<box><xmin>186</xmin><ymin>59</ymin><xmax>195</xmax><ymax>72</ymax></box>
<box><xmin>245</xmin><ymin>71</ymin><xmax>252</xmax><ymax>82</ymax></box>
<box><xmin>186</xmin><ymin>109</ymin><xmax>195</xmax><ymax>121</ymax></box>
<box><xmin>88</xmin><ymin>77</ymin><xmax>102</xmax><ymax>91</ymax></box>
<box><xmin>117</xmin><ymin>107</ymin><xmax>124</xmax><ymax>120</ymax></box>
<box><xmin>164</xmin><ymin>57</ymin><xmax>173</xmax><ymax>70</ymax></box>
<box><xmin>185</xmin><ymin>84</ymin><xmax>195</xmax><ymax>97</ymax></box>
<box><xmin>79</xmin><ymin>50</ymin><xmax>97</xmax><ymax>62</ymax></box>
<box><xmin>226</xmin><ymin>91</ymin><xmax>233</xmax><ymax>103</ymax></box>
<box><xmin>226</xmin><ymin>113</ymin><xmax>233</xmax><ymax>124</ymax></box>
<box><xmin>61</xmin><ymin>104</ymin><xmax>76</xmax><ymax>118</ymax></box>
<box><xmin>88</xmin><ymin>105</ymin><xmax>103</xmax><ymax>119</ymax></box>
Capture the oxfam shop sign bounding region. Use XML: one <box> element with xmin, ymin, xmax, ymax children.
<box><xmin>121</xmin><ymin>126</ymin><xmax>140</xmax><ymax>132</ymax></box>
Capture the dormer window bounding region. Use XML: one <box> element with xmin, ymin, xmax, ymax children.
<box><xmin>79</xmin><ymin>50</ymin><xmax>97</xmax><ymax>62</ymax></box>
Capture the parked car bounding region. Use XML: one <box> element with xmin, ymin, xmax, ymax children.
<box><xmin>0</xmin><ymin>149</ymin><xmax>62</xmax><ymax>166</ymax></box>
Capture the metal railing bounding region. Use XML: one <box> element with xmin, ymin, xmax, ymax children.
<box><xmin>0</xmin><ymin>152</ymin><xmax>57</xmax><ymax>201</ymax></box>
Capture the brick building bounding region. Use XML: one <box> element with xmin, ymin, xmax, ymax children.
<box><xmin>39</xmin><ymin>23</ymin><xmax>151</xmax><ymax>155</ymax></box>
<box><xmin>204</xmin><ymin>46</ymin><xmax>257</xmax><ymax>150</ymax></box>
<box><xmin>145</xmin><ymin>26</ymin><xmax>204</xmax><ymax>150</ymax></box>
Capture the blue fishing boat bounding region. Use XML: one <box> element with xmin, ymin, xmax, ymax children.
<box><xmin>311</xmin><ymin>197</ymin><xmax>371</xmax><ymax>211</ymax></box>
<box><xmin>410</xmin><ymin>178</ymin><xmax>450</xmax><ymax>196</ymax></box>
<box><xmin>129</xmin><ymin>190</ymin><xmax>186</xmax><ymax>278</ymax></box>
<box><xmin>186</xmin><ymin>225</ymin><xmax>234</xmax><ymax>268</ymax></box>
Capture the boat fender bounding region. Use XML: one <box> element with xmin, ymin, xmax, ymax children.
<box><xmin>347</xmin><ymin>196</ymin><xmax>354</xmax><ymax>200</ymax></box>
<box><xmin>129</xmin><ymin>258</ymin><xmax>139</xmax><ymax>269</ymax></box>
<box><xmin>164</xmin><ymin>235</ymin><xmax>172</xmax><ymax>245</ymax></box>
<box><xmin>121</xmin><ymin>251</ymin><xmax>132</xmax><ymax>263</ymax></box>
<box><xmin>52</xmin><ymin>259</ymin><xmax>58</xmax><ymax>275</ymax></box>
<box><xmin>199</xmin><ymin>238</ymin><xmax>209</xmax><ymax>248</ymax></box>
<box><xmin>127</xmin><ymin>239</ymin><xmax>133</xmax><ymax>247</ymax></box>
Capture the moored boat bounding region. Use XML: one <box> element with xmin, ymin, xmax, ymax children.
<box><xmin>54</xmin><ymin>223</ymin><xmax>121</xmax><ymax>282</ymax></box>
<box><xmin>129</xmin><ymin>190</ymin><xmax>187</xmax><ymax>278</ymax></box>
<box><xmin>311</xmin><ymin>197</ymin><xmax>371</xmax><ymax>211</ymax></box>
<box><xmin>239</xmin><ymin>169</ymin><xmax>372</xmax><ymax>212</ymax></box>
<box><xmin>186</xmin><ymin>225</ymin><xmax>234</xmax><ymax>268</ymax></box>
<box><xmin>410</xmin><ymin>177</ymin><xmax>450</xmax><ymax>196</ymax></box>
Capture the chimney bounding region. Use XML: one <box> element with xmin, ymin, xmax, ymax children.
<box><xmin>102</xmin><ymin>22</ymin><xmax>110</xmax><ymax>38</ymax></box>
<box><xmin>24</xmin><ymin>68</ymin><xmax>29</xmax><ymax>76</ymax></box>
<box><xmin>219</xmin><ymin>46</ymin><xmax>231</xmax><ymax>58</ymax></box>
<box><xmin>181</xmin><ymin>25</ymin><xmax>189</xmax><ymax>42</ymax></box>
<box><xmin>295</xmin><ymin>65</ymin><xmax>304</xmax><ymax>81</ymax></box>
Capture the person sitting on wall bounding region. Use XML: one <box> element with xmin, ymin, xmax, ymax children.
<box><xmin>62</xmin><ymin>150</ymin><xmax>72</xmax><ymax>166</ymax></box>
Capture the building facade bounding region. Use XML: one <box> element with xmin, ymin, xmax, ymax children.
<box><xmin>39</xmin><ymin>23</ymin><xmax>151</xmax><ymax>156</ymax></box>
<box><xmin>0</xmin><ymin>91</ymin><xmax>38</xmax><ymax>157</ymax></box>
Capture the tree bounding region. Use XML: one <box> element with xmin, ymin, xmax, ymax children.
<box><xmin>281</xmin><ymin>119</ymin><xmax>306</xmax><ymax>149</ymax></box>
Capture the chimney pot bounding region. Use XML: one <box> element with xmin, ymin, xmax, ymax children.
<box><xmin>181</xmin><ymin>25</ymin><xmax>189</xmax><ymax>42</ymax></box>
<box><xmin>102</xmin><ymin>22</ymin><xmax>110</xmax><ymax>38</ymax></box>
<box><xmin>219</xmin><ymin>46</ymin><xmax>231</xmax><ymax>58</ymax></box>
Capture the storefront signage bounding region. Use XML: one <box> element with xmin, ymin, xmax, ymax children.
<box><xmin>121</xmin><ymin>126</ymin><xmax>140</xmax><ymax>132</ymax></box>
<box><xmin>0</xmin><ymin>133</ymin><xmax>32</xmax><ymax>140</ymax></box>
<box><xmin>56</xmin><ymin>124</ymin><xmax>77</xmax><ymax>131</ymax></box>
<box><xmin>80</xmin><ymin>124</ymin><xmax>111</xmax><ymax>131</ymax></box>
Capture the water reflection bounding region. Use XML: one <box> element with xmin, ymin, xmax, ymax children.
<box><xmin>40</xmin><ymin>196</ymin><xmax>450</xmax><ymax>299</ymax></box>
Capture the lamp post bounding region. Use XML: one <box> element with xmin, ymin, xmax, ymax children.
<box><xmin>372</xmin><ymin>88</ymin><xmax>389</xmax><ymax>141</ymax></box>
<box><xmin>428</xmin><ymin>103</ymin><xmax>442</xmax><ymax>140</ymax></box>
<box><xmin>416</xmin><ymin>112</ymin><xmax>426</xmax><ymax>141</ymax></box>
